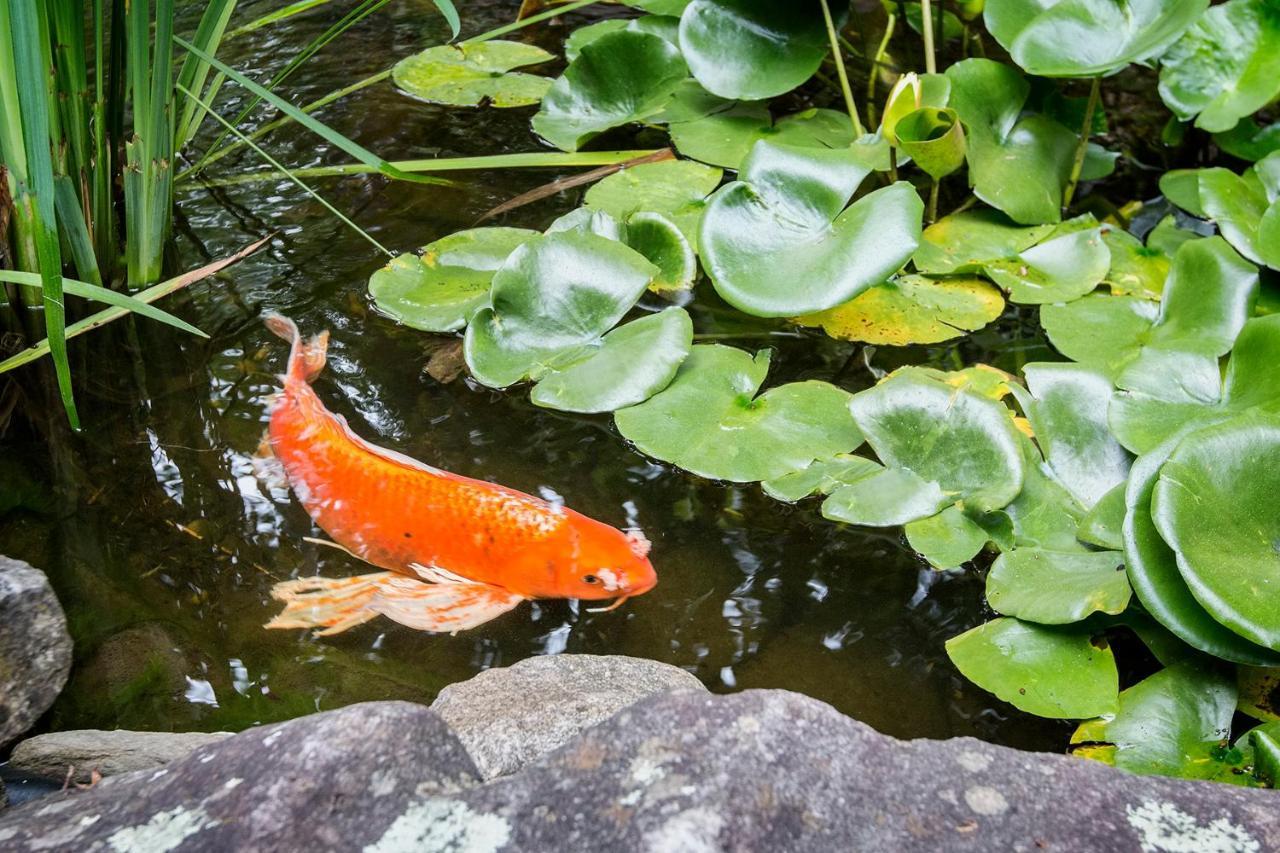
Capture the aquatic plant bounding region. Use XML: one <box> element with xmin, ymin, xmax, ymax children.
<box><xmin>348</xmin><ymin>0</ymin><xmax>1280</xmax><ymax>787</ymax></box>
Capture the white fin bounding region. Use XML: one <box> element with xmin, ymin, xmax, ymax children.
<box><xmin>370</xmin><ymin>576</ymin><xmax>523</xmax><ymax>634</ymax></box>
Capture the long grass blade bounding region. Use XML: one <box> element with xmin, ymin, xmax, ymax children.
<box><xmin>0</xmin><ymin>271</ymin><xmax>206</xmax><ymax>338</ymax></box>
<box><xmin>0</xmin><ymin>234</ymin><xmax>272</xmax><ymax>375</ymax></box>
<box><xmin>53</xmin><ymin>176</ymin><xmax>103</xmax><ymax>287</ymax></box>
<box><xmin>174</xmin><ymin>37</ymin><xmax>445</xmax><ymax>187</ymax></box>
<box><xmin>431</xmin><ymin>0</ymin><xmax>460</xmax><ymax>39</ymax></box>
<box><xmin>6</xmin><ymin>0</ymin><xmax>78</xmax><ymax>425</ymax></box>
<box><xmin>174</xmin><ymin>0</ymin><xmax>238</xmax><ymax>149</ymax></box>
<box><xmin>225</xmin><ymin>0</ymin><xmax>331</xmax><ymax>40</ymax></box>
<box><xmin>176</xmin><ymin>83</ymin><xmax>390</xmax><ymax>256</ymax></box>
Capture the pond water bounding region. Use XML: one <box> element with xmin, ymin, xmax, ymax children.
<box><xmin>3</xmin><ymin>0</ymin><xmax>1178</xmax><ymax>752</ymax></box>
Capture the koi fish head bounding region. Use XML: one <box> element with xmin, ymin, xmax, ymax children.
<box><xmin>559</xmin><ymin>516</ymin><xmax>657</xmax><ymax>604</ymax></box>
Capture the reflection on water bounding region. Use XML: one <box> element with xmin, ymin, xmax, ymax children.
<box><xmin>0</xmin><ymin>0</ymin><xmax>1071</xmax><ymax>750</ymax></box>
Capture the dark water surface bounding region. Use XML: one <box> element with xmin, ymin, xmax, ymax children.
<box><xmin>0</xmin><ymin>0</ymin><xmax>1089</xmax><ymax>750</ymax></box>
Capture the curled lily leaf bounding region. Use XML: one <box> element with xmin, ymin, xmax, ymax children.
<box><xmin>895</xmin><ymin>107</ymin><xmax>966</xmax><ymax>180</ymax></box>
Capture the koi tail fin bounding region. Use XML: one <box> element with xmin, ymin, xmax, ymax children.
<box><xmin>265</xmin><ymin>572</ymin><xmax>524</xmax><ymax>636</ymax></box>
<box><xmin>264</xmin><ymin>312</ymin><xmax>328</xmax><ymax>384</ymax></box>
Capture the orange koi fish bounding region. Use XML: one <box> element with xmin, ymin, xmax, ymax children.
<box><xmin>260</xmin><ymin>313</ymin><xmax>656</xmax><ymax>635</ymax></box>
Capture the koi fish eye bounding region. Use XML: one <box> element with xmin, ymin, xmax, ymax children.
<box><xmin>583</xmin><ymin>574</ymin><xmax>599</xmax><ymax>585</ymax></box>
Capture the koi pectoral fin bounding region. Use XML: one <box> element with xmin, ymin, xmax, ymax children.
<box><xmin>265</xmin><ymin>572</ymin><xmax>390</xmax><ymax>636</ymax></box>
<box><xmin>369</xmin><ymin>576</ymin><xmax>524</xmax><ymax>634</ymax></box>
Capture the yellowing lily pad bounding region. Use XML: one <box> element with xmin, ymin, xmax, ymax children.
<box><xmin>794</xmin><ymin>274</ymin><xmax>1003</xmax><ymax>345</ymax></box>
<box><xmin>393</xmin><ymin>41</ymin><xmax>554</xmax><ymax>108</ymax></box>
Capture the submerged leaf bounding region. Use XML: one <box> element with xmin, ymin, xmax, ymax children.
<box><xmin>392</xmin><ymin>41</ymin><xmax>553</xmax><ymax>107</ymax></box>
<box><xmin>946</xmin><ymin>618</ymin><xmax>1119</xmax><ymax>718</ymax></box>
<box><xmin>614</xmin><ymin>345</ymin><xmax>864</xmax><ymax>482</ymax></box>
<box><xmin>794</xmin><ymin>275</ymin><xmax>1004</xmax><ymax>346</ymax></box>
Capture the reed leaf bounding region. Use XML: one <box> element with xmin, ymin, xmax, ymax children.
<box><xmin>174</xmin><ymin>0</ymin><xmax>238</xmax><ymax>149</ymax></box>
<box><xmin>0</xmin><ymin>271</ymin><xmax>205</xmax><ymax>338</ymax></box>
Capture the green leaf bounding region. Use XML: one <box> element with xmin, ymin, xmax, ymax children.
<box><xmin>946</xmin><ymin>59</ymin><xmax>1077</xmax><ymax>224</ymax></box>
<box><xmin>624</xmin><ymin>212</ymin><xmax>697</xmax><ymax>292</ymax></box>
<box><xmin>583</xmin><ymin>158</ymin><xmax>723</xmax><ymax>249</ymax></box>
<box><xmin>1214</xmin><ymin>118</ymin><xmax>1280</xmax><ymax>162</ymax></box>
<box><xmin>1122</xmin><ymin>423</ymin><xmax>1280</xmax><ymax>665</ymax></box>
<box><xmin>668</xmin><ymin>107</ymin><xmax>865</xmax><ymax>171</ymax></box>
<box><xmin>1102</xmin><ymin>226</ymin><xmax>1172</xmax><ymax>300</ymax></box>
<box><xmin>1078</xmin><ymin>481</ymin><xmax>1127</xmax><ymax>550</ymax></box>
<box><xmin>1157</xmin><ymin>0</ymin><xmax>1280</xmax><ymax>133</ymax></box>
<box><xmin>946</xmin><ymin>618</ymin><xmax>1119</xmax><ymax>718</ymax></box>
<box><xmin>822</xmin><ymin>465</ymin><xmax>950</xmax><ymax>526</ymax></box>
<box><xmin>1017</xmin><ymin>362</ymin><xmax>1130</xmax><ymax>509</ymax></box>
<box><xmin>880</xmin><ymin>73</ymin><xmax>952</xmax><ymax>147</ymax></box>
<box><xmin>913</xmin><ymin>208</ymin><xmax>1055</xmax><ymax>274</ymax></box>
<box><xmin>565</xmin><ymin>16</ymin><xmax>680</xmax><ymax>63</ymax></box>
<box><xmin>368</xmin><ymin>227</ymin><xmax>538</xmax><ymax>332</ymax></box>
<box><xmin>904</xmin><ymin>505</ymin><xmax>992</xmax><ymax>568</ymax></box>
<box><xmin>532</xmin><ymin>30</ymin><xmax>688</xmax><ymax>152</ymax></box>
<box><xmin>1071</xmin><ymin>661</ymin><xmax>1244</xmax><ymax>782</ymax></box>
<box><xmin>987</xmin><ymin>548</ymin><xmax>1130</xmax><ymax>624</ymax></box>
<box><xmin>700</xmin><ymin>141</ymin><xmax>922</xmax><ymax>317</ymax></box>
<box><xmin>1001</xmin><ymin>438</ymin><xmax>1090</xmax><ymax>551</ymax></box>
<box><xmin>984</xmin><ymin>0</ymin><xmax>1209</xmax><ymax>77</ymax></box>
<box><xmin>529</xmin><ymin>308</ymin><xmax>693</xmax><ymax>413</ymax></box>
<box><xmin>1181</xmin><ymin>156</ymin><xmax>1280</xmax><ymax>270</ymax></box>
<box><xmin>847</xmin><ymin>370</ymin><xmax>1025</xmax><ymax>514</ymax></box>
<box><xmin>761</xmin><ymin>454</ymin><xmax>881</xmax><ymax>502</ymax></box>
<box><xmin>895</xmin><ymin>107</ymin><xmax>967</xmax><ymax>180</ymax></box>
<box><xmin>677</xmin><ymin>0</ymin><xmax>831</xmax><ymax>100</ymax></box>
<box><xmin>794</xmin><ymin>274</ymin><xmax>1004</xmax><ymax>346</ymax></box>
<box><xmin>1152</xmin><ymin>413</ymin><xmax>1280</xmax><ymax>651</ymax></box>
<box><xmin>1238</xmin><ymin>666</ymin><xmax>1280</xmax><ymax>722</ymax></box>
<box><xmin>614</xmin><ymin>345</ymin><xmax>864</xmax><ymax>482</ymax></box>
<box><xmin>391</xmin><ymin>41</ymin><xmax>553</xmax><ymax>108</ymax></box>
<box><xmin>463</xmin><ymin>232</ymin><xmax>658</xmax><ymax>388</ymax></box>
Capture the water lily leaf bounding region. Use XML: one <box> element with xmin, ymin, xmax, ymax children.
<box><xmin>987</xmin><ymin>548</ymin><xmax>1130</xmax><ymax>624</ymax></box>
<box><xmin>584</xmin><ymin>159</ymin><xmax>723</xmax><ymax>249</ymax></box>
<box><xmin>1146</xmin><ymin>215</ymin><xmax>1203</xmax><ymax>256</ymax></box>
<box><xmin>1249</xmin><ymin>725</ymin><xmax>1280</xmax><ymax>786</ymax></box>
<box><xmin>1102</xmin><ymin>226</ymin><xmax>1171</xmax><ymax>299</ymax></box>
<box><xmin>464</xmin><ymin>232</ymin><xmax>657</xmax><ymax>388</ymax></box>
<box><xmin>1157</xmin><ymin>0</ymin><xmax>1280</xmax><ymax>133</ymax></box>
<box><xmin>760</xmin><ymin>453</ymin><xmax>881</xmax><ymax>502</ymax></box>
<box><xmin>1002</xmin><ymin>437</ymin><xmax>1089</xmax><ymax>551</ymax></box>
<box><xmin>368</xmin><ymin>227</ymin><xmax>538</xmax><ymax>332</ymax></box>
<box><xmin>565</xmin><ymin>15</ymin><xmax>680</xmax><ymax>63</ymax></box>
<box><xmin>946</xmin><ymin>59</ymin><xmax>1077</xmax><ymax>224</ymax></box>
<box><xmin>848</xmin><ymin>370</ymin><xmax>1025</xmax><ymax>514</ymax></box>
<box><xmin>1214</xmin><ymin>118</ymin><xmax>1280</xmax><ymax>162</ymax></box>
<box><xmin>895</xmin><ymin>107</ymin><xmax>966</xmax><ymax>180</ymax></box>
<box><xmin>1122</xmin><ymin>422</ymin><xmax>1280</xmax><ymax>665</ymax></box>
<box><xmin>984</xmin><ymin>0</ymin><xmax>1209</xmax><ymax>77</ymax></box>
<box><xmin>1077</xmin><ymin>481</ymin><xmax>1126</xmax><ymax>551</ymax></box>
<box><xmin>1040</xmin><ymin>293</ymin><xmax>1155</xmax><ymax>376</ymax></box>
<box><xmin>793</xmin><ymin>274</ymin><xmax>1004</xmax><ymax>346</ymax></box>
<box><xmin>1184</xmin><ymin>155</ymin><xmax>1280</xmax><ymax>270</ymax></box>
<box><xmin>1159</xmin><ymin>169</ymin><xmax>1207</xmax><ymax>218</ymax></box>
<box><xmin>1016</xmin><ymin>363</ymin><xmax>1131</xmax><ymax>509</ymax></box>
<box><xmin>532</xmin><ymin>30</ymin><xmax>688</xmax><ymax>151</ymax></box>
<box><xmin>700</xmin><ymin>141</ymin><xmax>922</xmax><ymax>317</ymax></box>
<box><xmin>1238</xmin><ymin>666</ymin><xmax>1280</xmax><ymax>722</ymax></box>
<box><xmin>668</xmin><ymin>107</ymin><xmax>861</xmax><ymax>171</ymax></box>
<box><xmin>1152</xmin><ymin>413</ymin><xmax>1280</xmax><ymax>651</ymax></box>
<box><xmin>530</xmin><ymin>308</ymin><xmax>692</xmax><ymax>413</ymax></box>
<box><xmin>902</xmin><ymin>364</ymin><xmax>1018</xmax><ymax>401</ymax></box>
<box><xmin>821</xmin><ymin>465</ymin><xmax>950</xmax><ymax>527</ymax></box>
<box><xmin>946</xmin><ymin>618</ymin><xmax>1119</xmax><ymax>718</ymax></box>
<box><xmin>624</xmin><ymin>212</ymin><xmax>697</xmax><ymax>292</ymax></box>
<box><xmin>677</xmin><ymin>0</ymin><xmax>831</xmax><ymax>100</ymax></box>
<box><xmin>880</xmin><ymin>73</ymin><xmax>952</xmax><ymax>147</ymax></box>
<box><xmin>392</xmin><ymin>41</ymin><xmax>553</xmax><ymax>108</ymax></box>
<box><xmin>913</xmin><ymin>208</ymin><xmax>1055</xmax><ymax>274</ymax></box>
<box><xmin>904</xmin><ymin>505</ymin><xmax>992</xmax><ymax>569</ymax></box>
<box><xmin>614</xmin><ymin>345</ymin><xmax>864</xmax><ymax>482</ymax></box>
<box><xmin>622</xmin><ymin>0</ymin><xmax>692</xmax><ymax>13</ymax></box>
<box><xmin>1071</xmin><ymin>661</ymin><xmax>1246</xmax><ymax>783</ymax></box>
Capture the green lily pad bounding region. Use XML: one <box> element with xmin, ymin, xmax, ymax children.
<box><xmin>614</xmin><ymin>345</ymin><xmax>864</xmax><ymax>482</ymax></box>
<box><xmin>622</xmin><ymin>0</ymin><xmax>692</xmax><ymax>13</ymax></box>
<box><xmin>368</xmin><ymin>227</ymin><xmax>539</xmax><ymax>332</ymax></box>
<box><xmin>821</xmin><ymin>465</ymin><xmax>950</xmax><ymax>527</ymax></box>
<box><xmin>1152</xmin><ymin>413</ymin><xmax>1280</xmax><ymax>651</ymax></box>
<box><xmin>1041</xmin><ymin>292</ymin><xmax>1156</xmax><ymax>376</ymax></box>
<box><xmin>667</xmin><ymin>107</ymin><xmax>865</xmax><ymax>171</ymax></box>
<box><xmin>880</xmin><ymin>73</ymin><xmax>952</xmax><ymax>147</ymax></box>
<box><xmin>984</xmin><ymin>0</ymin><xmax>1209</xmax><ymax>77</ymax></box>
<box><xmin>1001</xmin><ymin>436</ymin><xmax>1090</xmax><ymax>551</ymax></box>
<box><xmin>700</xmin><ymin>140</ymin><xmax>922</xmax><ymax>317</ymax></box>
<box><xmin>529</xmin><ymin>308</ymin><xmax>693</xmax><ymax>413</ymax></box>
<box><xmin>847</xmin><ymin>370</ymin><xmax>1025</xmax><ymax>515</ymax></box>
<box><xmin>583</xmin><ymin>158</ymin><xmax>723</xmax><ymax>248</ymax></box>
<box><xmin>913</xmin><ymin>208</ymin><xmax>1054</xmax><ymax>274</ymax></box>
<box><xmin>946</xmin><ymin>618</ymin><xmax>1119</xmax><ymax>718</ymax></box>
<box><xmin>904</xmin><ymin>505</ymin><xmax>993</xmax><ymax>569</ymax></box>
<box><xmin>624</xmin><ymin>212</ymin><xmax>697</xmax><ymax>292</ymax></box>
<box><xmin>564</xmin><ymin>15</ymin><xmax>680</xmax><ymax>63</ymax></box>
<box><xmin>392</xmin><ymin>40</ymin><xmax>553</xmax><ymax>108</ymax></box>
<box><xmin>987</xmin><ymin>548</ymin><xmax>1130</xmax><ymax>624</ymax></box>
<box><xmin>463</xmin><ymin>231</ymin><xmax>657</xmax><ymax>388</ymax></box>
<box><xmin>1238</xmin><ymin>666</ymin><xmax>1280</xmax><ymax>722</ymax></box>
<box><xmin>1122</xmin><ymin>422</ymin><xmax>1280</xmax><ymax>666</ymax></box>
<box><xmin>1214</xmin><ymin>118</ymin><xmax>1280</xmax><ymax>162</ymax></box>
<box><xmin>895</xmin><ymin>107</ymin><xmax>967</xmax><ymax>181</ymax></box>
<box><xmin>1102</xmin><ymin>226</ymin><xmax>1172</xmax><ymax>300</ymax></box>
<box><xmin>760</xmin><ymin>453</ymin><xmax>881</xmax><ymax>503</ymax></box>
<box><xmin>532</xmin><ymin>29</ymin><xmax>688</xmax><ymax>152</ymax></box>
<box><xmin>946</xmin><ymin>59</ymin><xmax>1077</xmax><ymax>225</ymax></box>
<box><xmin>1182</xmin><ymin>155</ymin><xmax>1280</xmax><ymax>270</ymax></box>
<box><xmin>793</xmin><ymin>275</ymin><xmax>1004</xmax><ymax>346</ymax></box>
<box><xmin>1016</xmin><ymin>362</ymin><xmax>1131</xmax><ymax>509</ymax></box>
<box><xmin>1070</xmin><ymin>661</ymin><xmax>1247</xmax><ymax>782</ymax></box>
<box><xmin>1158</xmin><ymin>0</ymin><xmax>1280</xmax><ymax>133</ymax></box>
<box><xmin>1078</xmin><ymin>481</ymin><xmax>1127</xmax><ymax>551</ymax></box>
<box><xmin>677</xmin><ymin>0</ymin><xmax>831</xmax><ymax>100</ymax></box>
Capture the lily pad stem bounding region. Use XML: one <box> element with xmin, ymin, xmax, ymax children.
<box><xmin>921</xmin><ymin>0</ymin><xmax>937</xmax><ymax>74</ymax></box>
<box><xmin>927</xmin><ymin>180</ymin><xmax>940</xmax><ymax>224</ymax></box>
<box><xmin>1062</xmin><ymin>75</ymin><xmax>1101</xmax><ymax>213</ymax></box>
<box><xmin>867</xmin><ymin>13</ymin><xmax>897</xmax><ymax>129</ymax></box>
<box><xmin>819</xmin><ymin>0</ymin><xmax>865</xmax><ymax>137</ymax></box>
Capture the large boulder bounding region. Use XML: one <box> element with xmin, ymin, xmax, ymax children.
<box><xmin>0</xmin><ymin>558</ymin><xmax>72</xmax><ymax>747</ymax></box>
<box><xmin>9</xmin><ymin>730</ymin><xmax>233</xmax><ymax>784</ymax></box>
<box><xmin>431</xmin><ymin>654</ymin><xmax>706</xmax><ymax>779</ymax></box>
<box><xmin>0</xmin><ymin>701</ymin><xmax>480</xmax><ymax>850</ymax></box>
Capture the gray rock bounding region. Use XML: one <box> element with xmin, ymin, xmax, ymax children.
<box><xmin>0</xmin><ymin>557</ymin><xmax>72</xmax><ymax>747</ymax></box>
<box><xmin>0</xmin><ymin>701</ymin><xmax>480</xmax><ymax>851</ymax></box>
<box><xmin>431</xmin><ymin>654</ymin><xmax>706</xmax><ymax>779</ymax></box>
<box><xmin>455</xmin><ymin>689</ymin><xmax>1280</xmax><ymax>852</ymax></box>
<box><xmin>9</xmin><ymin>729</ymin><xmax>234</xmax><ymax>783</ymax></box>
